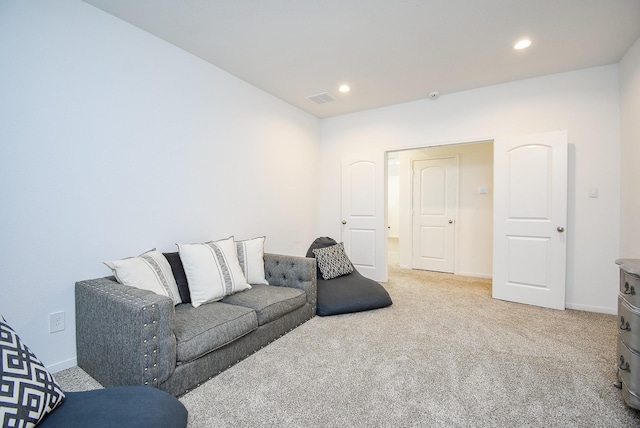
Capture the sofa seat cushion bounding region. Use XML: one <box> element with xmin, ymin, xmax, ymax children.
<box><xmin>221</xmin><ymin>284</ymin><xmax>306</xmax><ymax>325</ymax></box>
<box><xmin>174</xmin><ymin>302</ymin><xmax>258</xmax><ymax>363</ymax></box>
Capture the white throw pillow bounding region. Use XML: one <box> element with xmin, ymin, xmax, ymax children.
<box><xmin>235</xmin><ymin>236</ymin><xmax>268</xmax><ymax>285</ymax></box>
<box><xmin>178</xmin><ymin>236</ymin><xmax>251</xmax><ymax>308</ymax></box>
<box><xmin>104</xmin><ymin>249</ymin><xmax>182</xmax><ymax>305</ymax></box>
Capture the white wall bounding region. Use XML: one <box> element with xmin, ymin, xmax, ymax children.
<box><xmin>0</xmin><ymin>0</ymin><xmax>630</xmax><ymax>372</ymax></box>
<box><xmin>397</xmin><ymin>143</ymin><xmax>493</xmax><ymax>277</ymax></box>
<box><xmin>620</xmin><ymin>36</ymin><xmax>640</xmax><ymax>257</ymax></box>
<box><xmin>0</xmin><ymin>1</ymin><xmax>320</xmax><ymax>371</ymax></box>
<box><xmin>320</xmin><ymin>65</ymin><xmax>621</xmax><ymax>314</ymax></box>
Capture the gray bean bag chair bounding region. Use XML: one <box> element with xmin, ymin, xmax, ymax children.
<box><xmin>306</xmin><ymin>237</ymin><xmax>392</xmax><ymax>316</ymax></box>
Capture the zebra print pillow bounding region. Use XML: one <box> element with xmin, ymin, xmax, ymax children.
<box><xmin>0</xmin><ymin>316</ymin><xmax>65</xmax><ymax>427</ymax></box>
<box><xmin>312</xmin><ymin>242</ymin><xmax>354</xmax><ymax>280</ymax></box>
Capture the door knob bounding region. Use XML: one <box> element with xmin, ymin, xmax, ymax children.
<box><xmin>557</xmin><ymin>226</ymin><xmax>564</xmax><ymax>232</ymax></box>
<box><xmin>342</xmin><ymin>220</ymin><xmax>347</xmax><ymax>225</ymax></box>
<box><xmin>448</xmin><ymin>219</ymin><xmax>454</xmax><ymax>224</ymax></box>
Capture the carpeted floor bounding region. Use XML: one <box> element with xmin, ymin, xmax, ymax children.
<box><xmin>56</xmin><ymin>243</ymin><xmax>640</xmax><ymax>427</ymax></box>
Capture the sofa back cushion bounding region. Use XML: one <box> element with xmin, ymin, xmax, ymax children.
<box><xmin>221</xmin><ymin>284</ymin><xmax>307</xmax><ymax>325</ymax></box>
<box><xmin>163</xmin><ymin>252</ymin><xmax>191</xmax><ymax>304</ymax></box>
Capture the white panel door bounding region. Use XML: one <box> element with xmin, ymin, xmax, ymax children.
<box><xmin>493</xmin><ymin>130</ymin><xmax>568</xmax><ymax>310</ymax></box>
<box><xmin>412</xmin><ymin>157</ymin><xmax>458</xmax><ymax>273</ymax></box>
<box><xmin>342</xmin><ymin>157</ymin><xmax>386</xmax><ymax>281</ymax></box>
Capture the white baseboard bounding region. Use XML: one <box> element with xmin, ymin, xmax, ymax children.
<box><xmin>395</xmin><ymin>267</ymin><xmax>492</xmax><ymax>279</ymax></box>
<box><xmin>47</xmin><ymin>357</ymin><xmax>77</xmax><ymax>374</ymax></box>
<box><xmin>565</xmin><ymin>302</ymin><xmax>616</xmax><ymax>315</ymax></box>
<box><xmin>456</xmin><ymin>271</ymin><xmax>492</xmax><ymax>279</ymax></box>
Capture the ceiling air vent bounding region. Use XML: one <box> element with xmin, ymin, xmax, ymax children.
<box><xmin>305</xmin><ymin>92</ymin><xmax>336</xmax><ymax>104</ymax></box>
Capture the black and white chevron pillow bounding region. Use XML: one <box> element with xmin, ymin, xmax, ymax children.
<box><xmin>0</xmin><ymin>316</ymin><xmax>65</xmax><ymax>427</ymax></box>
<box><xmin>312</xmin><ymin>242</ymin><xmax>354</xmax><ymax>280</ymax></box>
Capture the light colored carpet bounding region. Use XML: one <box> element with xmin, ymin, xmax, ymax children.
<box><xmin>56</xmin><ymin>249</ymin><xmax>640</xmax><ymax>427</ymax></box>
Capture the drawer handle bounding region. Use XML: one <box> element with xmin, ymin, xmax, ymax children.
<box><xmin>624</xmin><ymin>282</ymin><xmax>636</xmax><ymax>295</ymax></box>
<box><xmin>619</xmin><ymin>355</ymin><xmax>630</xmax><ymax>371</ymax></box>
<box><xmin>620</xmin><ymin>316</ymin><xmax>631</xmax><ymax>331</ymax></box>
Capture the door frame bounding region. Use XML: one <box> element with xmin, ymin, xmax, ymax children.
<box><xmin>391</xmin><ymin>139</ymin><xmax>493</xmax><ymax>276</ymax></box>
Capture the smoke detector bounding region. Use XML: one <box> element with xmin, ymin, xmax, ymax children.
<box><xmin>305</xmin><ymin>92</ymin><xmax>337</xmax><ymax>105</ymax></box>
<box><xmin>429</xmin><ymin>91</ymin><xmax>440</xmax><ymax>100</ymax></box>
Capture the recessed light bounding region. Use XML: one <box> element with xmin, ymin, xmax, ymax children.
<box><xmin>514</xmin><ymin>39</ymin><xmax>532</xmax><ymax>50</ymax></box>
<box><xmin>339</xmin><ymin>84</ymin><xmax>350</xmax><ymax>93</ymax></box>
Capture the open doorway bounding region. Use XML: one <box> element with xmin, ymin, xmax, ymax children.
<box><xmin>387</xmin><ymin>141</ymin><xmax>494</xmax><ymax>278</ymax></box>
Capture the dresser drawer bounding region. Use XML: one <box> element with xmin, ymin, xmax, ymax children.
<box><xmin>620</xmin><ymin>270</ymin><xmax>640</xmax><ymax>307</ymax></box>
<box><xmin>616</xmin><ymin>375</ymin><xmax>640</xmax><ymax>411</ymax></box>
<box><xmin>617</xmin><ymin>338</ymin><xmax>640</xmax><ymax>395</ymax></box>
<box><xmin>618</xmin><ymin>296</ymin><xmax>640</xmax><ymax>351</ymax></box>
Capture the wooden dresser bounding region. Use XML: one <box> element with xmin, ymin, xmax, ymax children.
<box><xmin>615</xmin><ymin>258</ymin><xmax>640</xmax><ymax>409</ymax></box>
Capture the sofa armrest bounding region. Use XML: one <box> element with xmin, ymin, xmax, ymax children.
<box><xmin>264</xmin><ymin>253</ymin><xmax>317</xmax><ymax>313</ymax></box>
<box><xmin>75</xmin><ymin>277</ymin><xmax>176</xmax><ymax>388</ymax></box>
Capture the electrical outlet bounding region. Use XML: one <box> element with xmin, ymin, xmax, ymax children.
<box><xmin>49</xmin><ymin>311</ymin><xmax>65</xmax><ymax>333</ymax></box>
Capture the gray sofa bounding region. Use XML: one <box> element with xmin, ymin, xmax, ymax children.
<box><xmin>75</xmin><ymin>253</ymin><xmax>316</xmax><ymax>397</ymax></box>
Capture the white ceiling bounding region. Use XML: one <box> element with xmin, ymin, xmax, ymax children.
<box><xmin>83</xmin><ymin>0</ymin><xmax>640</xmax><ymax>118</ymax></box>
